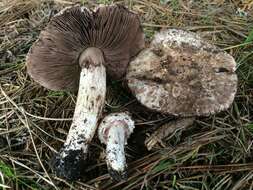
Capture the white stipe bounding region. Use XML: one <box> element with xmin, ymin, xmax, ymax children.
<box><xmin>98</xmin><ymin>112</ymin><xmax>134</xmax><ymax>175</ymax></box>
<box><xmin>62</xmin><ymin>62</ymin><xmax>106</xmax><ymax>157</ymax></box>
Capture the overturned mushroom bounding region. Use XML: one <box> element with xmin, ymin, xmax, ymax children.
<box><xmin>26</xmin><ymin>5</ymin><xmax>144</xmax><ymax>180</ymax></box>
<box><xmin>98</xmin><ymin>112</ymin><xmax>135</xmax><ymax>181</ymax></box>
<box><xmin>126</xmin><ymin>29</ymin><xmax>238</xmax><ymax>148</ymax></box>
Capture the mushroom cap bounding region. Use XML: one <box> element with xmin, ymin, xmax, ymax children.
<box><xmin>26</xmin><ymin>5</ymin><xmax>145</xmax><ymax>91</ymax></box>
<box><xmin>126</xmin><ymin>29</ymin><xmax>238</xmax><ymax>116</ymax></box>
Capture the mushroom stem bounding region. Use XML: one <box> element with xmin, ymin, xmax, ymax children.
<box><xmin>53</xmin><ymin>48</ymin><xmax>106</xmax><ymax>180</ymax></box>
<box><xmin>98</xmin><ymin>112</ymin><xmax>135</xmax><ymax>181</ymax></box>
<box><xmin>145</xmin><ymin>117</ymin><xmax>195</xmax><ymax>150</ymax></box>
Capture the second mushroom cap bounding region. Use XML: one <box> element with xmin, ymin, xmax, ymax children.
<box><xmin>126</xmin><ymin>29</ymin><xmax>238</xmax><ymax>116</ymax></box>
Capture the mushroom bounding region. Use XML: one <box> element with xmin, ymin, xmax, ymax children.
<box><xmin>98</xmin><ymin>112</ymin><xmax>134</xmax><ymax>181</ymax></box>
<box><xmin>26</xmin><ymin>5</ymin><xmax>144</xmax><ymax>180</ymax></box>
<box><xmin>125</xmin><ymin>29</ymin><xmax>238</xmax><ymax>148</ymax></box>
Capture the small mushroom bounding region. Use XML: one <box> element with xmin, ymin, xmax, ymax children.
<box><xmin>126</xmin><ymin>29</ymin><xmax>238</xmax><ymax>149</ymax></box>
<box><xmin>98</xmin><ymin>112</ymin><xmax>134</xmax><ymax>181</ymax></box>
<box><xmin>26</xmin><ymin>5</ymin><xmax>144</xmax><ymax>180</ymax></box>
<box><xmin>126</xmin><ymin>29</ymin><xmax>238</xmax><ymax>116</ymax></box>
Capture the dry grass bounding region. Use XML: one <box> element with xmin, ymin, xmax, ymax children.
<box><xmin>0</xmin><ymin>0</ymin><xmax>253</xmax><ymax>189</ymax></box>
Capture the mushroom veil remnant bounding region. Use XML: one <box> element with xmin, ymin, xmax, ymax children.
<box><xmin>26</xmin><ymin>5</ymin><xmax>144</xmax><ymax>180</ymax></box>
